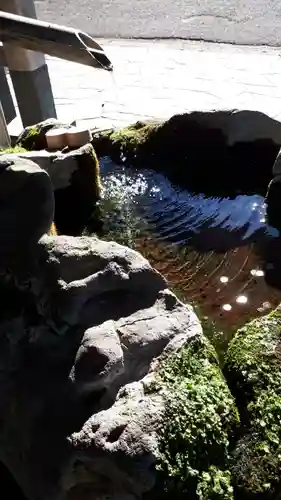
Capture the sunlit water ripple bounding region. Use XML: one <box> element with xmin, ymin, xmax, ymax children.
<box><xmin>99</xmin><ymin>157</ymin><xmax>281</xmax><ymax>335</ymax></box>
<box><xmin>100</xmin><ymin>157</ymin><xmax>278</xmax><ymax>247</ymax></box>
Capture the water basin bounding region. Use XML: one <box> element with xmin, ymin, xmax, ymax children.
<box><xmin>99</xmin><ymin>157</ymin><xmax>281</xmax><ymax>350</ymax></box>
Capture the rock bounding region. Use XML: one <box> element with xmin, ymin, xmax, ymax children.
<box><xmin>272</xmin><ymin>147</ymin><xmax>281</xmax><ymax>177</ymax></box>
<box><xmin>92</xmin><ymin>110</ymin><xmax>281</xmax><ymax>196</ymax></box>
<box><xmin>70</xmin><ymin>321</ymin><xmax>125</xmax><ymax>395</ymax></box>
<box><xmin>16</xmin><ymin>118</ymin><xmax>72</xmax><ymax>151</ymax></box>
<box><xmin>0</xmin><ymin>154</ymin><xmax>54</xmax><ymax>261</ymax></box>
<box><xmin>0</xmin><ymin>219</ymin><xmax>239</xmax><ymax>500</ymax></box>
<box><xmin>2</xmin><ymin>149</ymin><xmax>79</xmax><ymax>190</ymax></box>
<box><xmin>67</xmin><ymin>377</ymin><xmax>163</xmax><ymax>499</ymax></box>
<box><xmin>224</xmin><ymin>308</ymin><xmax>281</xmax><ymax>498</ymax></box>
<box><xmin>0</xmin><ymin>462</ymin><xmax>27</xmax><ymax>500</ymax></box>
<box><xmin>65</xmin><ymin>335</ymin><xmax>239</xmax><ymax>500</ymax></box>
<box><xmin>265</xmin><ymin>148</ymin><xmax>281</xmax><ymax>232</ymax></box>
<box><xmin>152</xmin><ymin>335</ymin><xmax>239</xmax><ymax>500</ymax></box>
<box><xmin>265</xmin><ymin>175</ymin><xmax>281</xmax><ymax>232</ymax></box>
<box><xmin>0</xmin><ymin>153</ymin><xmax>245</xmax><ymax>500</ymax></box>
<box><xmin>52</xmin><ymin>144</ymin><xmax>102</xmax><ymax>236</ymax></box>
<box><xmin>3</xmin><ymin>144</ymin><xmax>102</xmax><ymax>236</ymax></box>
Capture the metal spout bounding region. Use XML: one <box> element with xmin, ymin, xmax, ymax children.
<box><xmin>0</xmin><ymin>11</ymin><xmax>113</xmax><ymax>71</ymax></box>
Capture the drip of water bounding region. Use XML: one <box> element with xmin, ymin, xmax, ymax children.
<box><xmin>110</xmin><ymin>71</ymin><xmax>120</xmax><ymax>104</ymax></box>
<box><xmin>100</xmin><ymin>70</ymin><xmax>121</xmax><ymax>118</ymax></box>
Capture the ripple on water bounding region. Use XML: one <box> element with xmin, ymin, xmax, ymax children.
<box><xmin>99</xmin><ymin>157</ymin><xmax>281</xmax><ymax>335</ymax></box>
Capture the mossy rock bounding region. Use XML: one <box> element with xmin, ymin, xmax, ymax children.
<box><xmin>91</xmin><ymin>120</ymin><xmax>160</xmax><ymax>159</ymax></box>
<box><xmin>224</xmin><ymin>309</ymin><xmax>281</xmax><ymax>498</ymax></box>
<box><xmin>265</xmin><ymin>175</ymin><xmax>281</xmax><ymax>233</ymax></box>
<box><xmin>0</xmin><ymin>146</ymin><xmax>27</xmax><ymax>154</ymax></box>
<box><xmin>16</xmin><ymin>118</ymin><xmax>71</xmax><ymax>151</ymax></box>
<box><xmin>154</xmin><ymin>335</ymin><xmax>239</xmax><ymax>499</ymax></box>
<box><xmin>92</xmin><ymin>111</ymin><xmax>280</xmax><ymax>196</ymax></box>
<box><xmin>53</xmin><ymin>144</ymin><xmax>103</xmax><ymax>236</ymax></box>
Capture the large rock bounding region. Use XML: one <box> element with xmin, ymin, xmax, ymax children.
<box><xmin>3</xmin><ymin>144</ymin><xmax>102</xmax><ymax>236</ymax></box>
<box><xmin>0</xmin><ymin>233</ymin><xmax>190</xmax><ymax>499</ymax></box>
<box><xmin>92</xmin><ymin>110</ymin><xmax>281</xmax><ymax>196</ymax></box>
<box><xmin>0</xmin><ymin>154</ymin><xmax>241</xmax><ymax>500</ymax></box>
<box><xmin>265</xmin><ymin>147</ymin><xmax>281</xmax><ymax>232</ymax></box>
<box><xmin>51</xmin><ymin>144</ymin><xmax>102</xmax><ymax>236</ymax></box>
<box><xmin>224</xmin><ymin>308</ymin><xmax>281</xmax><ymax>499</ymax></box>
<box><xmin>67</xmin><ymin>334</ymin><xmax>239</xmax><ymax>500</ymax></box>
<box><xmin>0</xmin><ymin>222</ymin><xmax>238</xmax><ymax>500</ymax></box>
<box><xmin>265</xmin><ymin>176</ymin><xmax>281</xmax><ymax>231</ymax></box>
<box><xmin>0</xmin><ymin>155</ymin><xmax>54</xmax><ymax>260</ymax></box>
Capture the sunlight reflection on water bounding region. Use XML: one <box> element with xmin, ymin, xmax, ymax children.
<box><xmin>99</xmin><ymin>157</ymin><xmax>281</xmax><ymax>332</ymax></box>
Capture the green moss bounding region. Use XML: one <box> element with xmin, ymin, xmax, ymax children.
<box><xmin>225</xmin><ymin>309</ymin><xmax>281</xmax><ymax>392</ymax></box>
<box><xmin>92</xmin><ymin>120</ymin><xmax>160</xmax><ymax>160</ymax></box>
<box><xmin>171</xmin><ymin>289</ymin><xmax>232</xmax><ymax>365</ymax></box>
<box><xmin>74</xmin><ymin>143</ymin><xmax>101</xmax><ymax>200</ymax></box>
<box><xmin>26</xmin><ymin>126</ymin><xmax>38</xmax><ymax>136</ymax></box>
<box><xmin>110</xmin><ymin>120</ymin><xmax>160</xmax><ymax>151</ymax></box>
<box><xmin>156</xmin><ymin>336</ymin><xmax>239</xmax><ymax>499</ymax></box>
<box><xmin>191</xmin><ymin>302</ymin><xmax>232</xmax><ymax>366</ymax></box>
<box><xmin>225</xmin><ymin>309</ymin><xmax>281</xmax><ymax>497</ymax></box>
<box><xmin>0</xmin><ymin>146</ymin><xmax>27</xmax><ymax>154</ymax></box>
<box><xmin>90</xmin><ymin>147</ymin><xmax>102</xmax><ymax>194</ymax></box>
<box><xmin>194</xmin><ymin>306</ymin><xmax>229</xmax><ymax>366</ymax></box>
<box><xmin>17</xmin><ymin>125</ymin><xmax>39</xmax><ymax>150</ymax></box>
<box><xmin>16</xmin><ymin>119</ymin><xmax>69</xmax><ymax>151</ymax></box>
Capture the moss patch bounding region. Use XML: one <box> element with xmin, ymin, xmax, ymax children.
<box><xmin>0</xmin><ymin>146</ymin><xmax>27</xmax><ymax>154</ymax></box>
<box><xmin>109</xmin><ymin>120</ymin><xmax>160</xmax><ymax>155</ymax></box>
<box><xmin>225</xmin><ymin>309</ymin><xmax>281</xmax><ymax>498</ymax></box>
<box><xmin>156</xmin><ymin>336</ymin><xmax>239</xmax><ymax>499</ymax></box>
<box><xmin>193</xmin><ymin>304</ymin><xmax>231</xmax><ymax>367</ymax></box>
<box><xmin>173</xmin><ymin>294</ymin><xmax>233</xmax><ymax>366</ymax></box>
<box><xmin>17</xmin><ymin>124</ymin><xmax>42</xmax><ymax>150</ymax></box>
<box><xmin>16</xmin><ymin>119</ymin><xmax>70</xmax><ymax>151</ymax></box>
<box><xmin>48</xmin><ymin>222</ymin><xmax>57</xmax><ymax>236</ymax></box>
<box><xmin>91</xmin><ymin>120</ymin><xmax>160</xmax><ymax>160</ymax></box>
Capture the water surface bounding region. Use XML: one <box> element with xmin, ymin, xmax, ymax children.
<box><xmin>99</xmin><ymin>157</ymin><xmax>281</xmax><ymax>338</ymax></box>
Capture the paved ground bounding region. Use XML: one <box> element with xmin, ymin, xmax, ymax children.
<box><xmin>7</xmin><ymin>39</ymin><xmax>281</xmax><ymax>135</ymax></box>
<box><xmin>35</xmin><ymin>0</ymin><xmax>281</xmax><ymax>46</ymax></box>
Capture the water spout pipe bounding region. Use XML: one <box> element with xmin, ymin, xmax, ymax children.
<box><xmin>0</xmin><ymin>11</ymin><xmax>113</xmax><ymax>71</ymax></box>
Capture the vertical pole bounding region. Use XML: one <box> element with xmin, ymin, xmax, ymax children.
<box><xmin>0</xmin><ymin>101</ymin><xmax>11</xmax><ymax>148</ymax></box>
<box><xmin>0</xmin><ymin>0</ymin><xmax>57</xmax><ymax>127</ymax></box>
<box><xmin>0</xmin><ymin>67</ymin><xmax>16</xmax><ymax>124</ymax></box>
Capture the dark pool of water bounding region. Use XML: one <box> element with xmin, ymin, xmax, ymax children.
<box><xmin>99</xmin><ymin>157</ymin><xmax>281</xmax><ymax>332</ymax></box>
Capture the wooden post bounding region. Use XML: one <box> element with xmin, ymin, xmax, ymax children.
<box><xmin>0</xmin><ymin>101</ymin><xmax>11</xmax><ymax>148</ymax></box>
<box><xmin>0</xmin><ymin>66</ymin><xmax>16</xmax><ymax>124</ymax></box>
<box><xmin>0</xmin><ymin>0</ymin><xmax>57</xmax><ymax>127</ymax></box>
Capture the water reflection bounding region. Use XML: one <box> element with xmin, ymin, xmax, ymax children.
<box><xmin>99</xmin><ymin>157</ymin><xmax>281</xmax><ymax>332</ymax></box>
